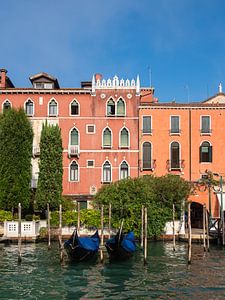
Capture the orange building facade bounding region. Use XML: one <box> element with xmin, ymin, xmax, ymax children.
<box><xmin>139</xmin><ymin>90</ymin><xmax>225</xmax><ymax>218</ymax></box>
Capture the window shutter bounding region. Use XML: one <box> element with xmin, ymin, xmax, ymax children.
<box><xmin>200</xmin><ymin>146</ymin><xmax>202</xmax><ymax>162</ymax></box>
<box><xmin>209</xmin><ymin>146</ymin><xmax>212</xmax><ymax>162</ymax></box>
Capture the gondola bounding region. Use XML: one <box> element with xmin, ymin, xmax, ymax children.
<box><xmin>105</xmin><ymin>230</ymin><xmax>136</xmax><ymax>261</ymax></box>
<box><xmin>64</xmin><ymin>229</ymin><xmax>100</xmax><ymax>262</ymax></box>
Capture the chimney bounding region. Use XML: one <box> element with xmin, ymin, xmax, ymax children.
<box><xmin>95</xmin><ymin>73</ymin><xmax>102</xmax><ymax>81</ymax></box>
<box><xmin>0</xmin><ymin>69</ymin><xmax>7</xmax><ymax>88</ymax></box>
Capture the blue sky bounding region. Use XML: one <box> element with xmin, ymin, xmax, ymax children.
<box><xmin>1</xmin><ymin>0</ymin><xmax>225</xmax><ymax>102</ymax></box>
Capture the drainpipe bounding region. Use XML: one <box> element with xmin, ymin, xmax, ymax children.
<box><xmin>189</xmin><ymin>107</ymin><xmax>192</xmax><ymax>182</ymax></box>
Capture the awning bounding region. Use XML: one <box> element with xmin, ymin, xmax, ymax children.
<box><xmin>216</xmin><ymin>193</ymin><xmax>225</xmax><ymax>211</ymax></box>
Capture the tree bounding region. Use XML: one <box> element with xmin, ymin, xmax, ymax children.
<box><xmin>0</xmin><ymin>108</ymin><xmax>33</xmax><ymax>210</ymax></box>
<box><xmin>94</xmin><ymin>175</ymin><xmax>191</xmax><ymax>237</ymax></box>
<box><xmin>35</xmin><ymin>122</ymin><xmax>63</xmax><ymax>210</ymax></box>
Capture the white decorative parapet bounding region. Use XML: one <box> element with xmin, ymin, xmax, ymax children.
<box><xmin>92</xmin><ymin>75</ymin><xmax>140</xmax><ymax>95</ymax></box>
<box><xmin>4</xmin><ymin>221</ymin><xmax>40</xmax><ymax>238</ymax></box>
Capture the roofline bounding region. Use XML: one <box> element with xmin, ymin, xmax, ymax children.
<box><xmin>201</xmin><ymin>92</ymin><xmax>225</xmax><ymax>103</ymax></box>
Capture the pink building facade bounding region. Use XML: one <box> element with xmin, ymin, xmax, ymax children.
<box><xmin>0</xmin><ymin>69</ymin><xmax>149</xmax><ymax>207</ymax></box>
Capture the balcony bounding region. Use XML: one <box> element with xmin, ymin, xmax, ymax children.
<box><xmin>68</xmin><ymin>145</ymin><xmax>80</xmax><ymax>157</ymax></box>
<box><xmin>167</xmin><ymin>160</ymin><xmax>185</xmax><ymax>171</ymax></box>
<box><xmin>169</xmin><ymin>129</ymin><xmax>181</xmax><ymax>135</ymax></box>
<box><xmin>32</xmin><ymin>146</ymin><xmax>40</xmax><ymax>157</ymax></box>
<box><xmin>200</xmin><ymin>128</ymin><xmax>212</xmax><ymax>135</ymax></box>
<box><xmin>140</xmin><ymin>159</ymin><xmax>156</xmax><ymax>171</ymax></box>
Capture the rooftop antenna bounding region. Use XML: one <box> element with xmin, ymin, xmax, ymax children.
<box><xmin>185</xmin><ymin>85</ymin><xmax>190</xmax><ymax>103</ymax></box>
<box><xmin>147</xmin><ymin>65</ymin><xmax>152</xmax><ymax>87</ymax></box>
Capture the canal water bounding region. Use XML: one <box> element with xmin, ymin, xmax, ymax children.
<box><xmin>0</xmin><ymin>241</ymin><xmax>225</xmax><ymax>299</ymax></box>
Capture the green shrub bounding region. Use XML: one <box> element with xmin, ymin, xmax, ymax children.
<box><xmin>25</xmin><ymin>214</ymin><xmax>33</xmax><ymax>221</ymax></box>
<box><xmin>0</xmin><ymin>210</ymin><xmax>13</xmax><ymax>222</ymax></box>
<box><xmin>39</xmin><ymin>227</ymin><xmax>48</xmax><ymax>238</ymax></box>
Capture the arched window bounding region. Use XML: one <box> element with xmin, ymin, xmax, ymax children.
<box><xmin>103</xmin><ymin>161</ymin><xmax>111</xmax><ymax>183</ymax></box>
<box><xmin>120</xmin><ymin>128</ymin><xmax>129</xmax><ymax>148</ymax></box>
<box><xmin>117</xmin><ymin>98</ymin><xmax>125</xmax><ymax>116</ymax></box>
<box><xmin>107</xmin><ymin>99</ymin><xmax>115</xmax><ymax>116</ymax></box>
<box><xmin>143</xmin><ymin>142</ymin><xmax>151</xmax><ymax>170</ymax></box>
<box><xmin>120</xmin><ymin>161</ymin><xmax>129</xmax><ymax>179</ymax></box>
<box><xmin>25</xmin><ymin>100</ymin><xmax>34</xmax><ymax>116</ymax></box>
<box><xmin>3</xmin><ymin>100</ymin><xmax>11</xmax><ymax>111</ymax></box>
<box><xmin>103</xmin><ymin>128</ymin><xmax>112</xmax><ymax>148</ymax></box>
<box><xmin>71</xmin><ymin>100</ymin><xmax>79</xmax><ymax>115</ymax></box>
<box><xmin>170</xmin><ymin>142</ymin><xmax>180</xmax><ymax>169</ymax></box>
<box><xmin>70</xmin><ymin>128</ymin><xmax>79</xmax><ymax>145</ymax></box>
<box><xmin>49</xmin><ymin>99</ymin><xmax>57</xmax><ymax>116</ymax></box>
<box><xmin>200</xmin><ymin>141</ymin><xmax>212</xmax><ymax>163</ymax></box>
<box><xmin>70</xmin><ymin>161</ymin><xmax>79</xmax><ymax>181</ymax></box>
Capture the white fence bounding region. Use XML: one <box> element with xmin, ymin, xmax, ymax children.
<box><xmin>4</xmin><ymin>221</ymin><xmax>40</xmax><ymax>238</ymax></box>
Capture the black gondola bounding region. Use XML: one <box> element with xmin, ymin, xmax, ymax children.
<box><xmin>64</xmin><ymin>229</ymin><xmax>100</xmax><ymax>262</ymax></box>
<box><xmin>105</xmin><ymin>230</ymin><xmax>136</xmax><ymax>261</ymax></box>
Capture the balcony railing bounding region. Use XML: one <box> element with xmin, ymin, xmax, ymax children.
<box><xmin>200</xmin><ymin>128</ymin><xmax>212</xmax><ymax>135</ymax></box>
<box><xmin>140</xmin><ymin>159</ymin><xmax>156</xmax><ymax>171</ymax></box>
<box><xmin>68</xmin><ymin>145</ymin><xmax>80</xmax><ymax>157</ymax></box>
<box><xmin>169</xmin><ymin>129</ymin><xmax>181</xmax><ymax>135</ymax></box>
<box><xmin>32</xmin><ymin>146</ymin><xmax>40</xmax><ymax>157</ymax></box>
<box><xmin>167</xmin><ymin>160</ymin><xmax>185</xmax><ymax>171</ymax></box>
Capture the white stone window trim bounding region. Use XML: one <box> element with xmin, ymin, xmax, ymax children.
<box><xmin>2</xmin><ymin>99</ymin><xmax>12</xmax><ymax>110</ymax></box>
<box><xmin>69</xmin><ymin>98</ymin><xmax>80</xmax><ymax>116</ymax></box>
<box><xmin>24</xmin><ymin>98</ymin><xmax>35</xmax><ymax>116</ymax></box>
<box><xmin>48</xmin><ymin>97</ymin><xmax>58</xmax><ymax>117</ymax></box>
<box><xmin>69</xmin><ymin>160</ymin><xmax>80</xmax><ymax>182</ymax></box>
<box><xmin>86</xmin><ymin>124</ymin><xmax>96</xmax><ymax>134</ymax></box>
<box><xmin>87</xmin><ymin>160</ymin><xmax>95</xmax><ymax>168</ymax></box>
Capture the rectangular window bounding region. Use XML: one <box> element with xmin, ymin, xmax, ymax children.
<box><xmin>201</xmin><ymin>116</ymin><xmax>211</xmax><ymax>134</ymax></box>
<box><xmin>170</xmin><ymin>116</ymin><xmax>180</xmax><ymax>134</ymax></box>
<box><xmin>86</xmin><ymin>124</ymin><xmax>96</xmax><ymax>134</ymax></box>
<box><xmin>143</xmin><ymin>116</ymin><xmax>152</xmax><ymax>134</ymax></box>
<box><xmin>87</xmin><ymin>160</ymin><xmax>95</xmax><ymax>168</ymax></box>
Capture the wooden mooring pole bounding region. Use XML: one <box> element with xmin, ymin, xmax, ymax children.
<box><xmin>77</xmin><ymin>202</ymin><xmax>80</xmax><ymax>235</ymax></box>
<box><xmin>173</xmin><ymin>203</ymin><xmax>176</xmax><ymax>251</ymax></box>
<box><xmin>47</xmin><ymin>203</ymin><xmax>51</xmax><ymax>250</ymax></box>
<box><xmin>18</xmin><ymin>203</ymin><xmax>22</xmax><ymax>264</ymax></box>
<box><xmin>144</xmin><ymin>207</ymin><xmax>148</xmax><ymax>265</ymax></box>
<box><xmin>141</xmin><ymin>205</ymin><xmax>144</xmax><ymax>248</ymax></box>
<box><xmin>100</xmin><ymin>205</ymin><xmax>104</xmax><ymax>263</ymax></box>
<box><xmin>108</xmin><ymin>203</ymin><xmax>111</xmax><ymax>239</ymax></box>
<box><xmin>206</xmin><ymin>209</ymin><xmax>210</xmax><ymax>252</ymax></box>
<box><xmin>59</xmin><ymin>204</ymin><xmax>64</xmax><ymax>263</ymax></box>
<box><xmin>187</xmin><ymin>202</ymin><xmax>192</xmax><ymax>264</ymax></box>
<box><xmin>203</xmin><ymin>204</ymin><xmax>206</xmax><ymax>251</ymax></box>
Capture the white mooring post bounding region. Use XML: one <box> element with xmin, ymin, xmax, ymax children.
<box><xmin>18</xmin><ymin>203</ymin><xmax>22</xmax><ymax>264</ymax></box>
<box><xmin>173</xmin><ymin>203</ymin><xmax>176</xmax><ymax>252</ymax></box>
<box><xmin>144</xmin><ymin>207</ymin><xmax>148</xmax><ymax>265</ymax></box>
<box><xmin>77</xmin><ymin>202</ymin><xmax>80</xmax><ymax>235</ymax></box>
<box><xmin>108</xmin><ymin>203</ymin><xmax>111</xmax><ymax>239</ymax></box>
<box><xmin>203</xmin><ymin>204</ymin><xmax>206</xmax><ymax>251</ymax></box>
<box><xmin>187</xmin><ymin>202</ymin><xmax>192</xmax><ymax>264</ymax></box>
<box><xmin>206</xmin><ymin>209</ymin><xmax>210</xmax><ymax>252</ymax></box>
<box><xmin>47</xmin><ymin>203</ymin><xmax>51</xmax><ymax>250</ymax></box>
<box><xmin>141</xmin><ymin>205</ymin><xmax>144</xmax><ymax>248</ymax></box>
<box><xmin>100</xmin><ymin>205</ymin><xmax>104</xmax><ymax>263</ymax></box>
<box><xmin>59</xmin><ymin>204</ymin><xmax>64</xmax><ymax>263</ymax></box>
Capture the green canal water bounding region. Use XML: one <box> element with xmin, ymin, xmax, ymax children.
<box><xmin>0</xmin><ymin>241</ymin><xmax>225</xmax><ymax>299</ymax></box>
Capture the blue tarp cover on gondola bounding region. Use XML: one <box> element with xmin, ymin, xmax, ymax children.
<box><xmin>121</xmin><ymin>232</ymin><xmax>136</xmax><ymax>253</ymax></box>
<box><xmin>78</xmin><ymin>236</ymin><xmax>99</xmax><ymax>251</ymax></box>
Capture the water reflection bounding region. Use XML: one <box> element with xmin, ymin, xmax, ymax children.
<box><xmin>0</xmin><ymin>242</ymin><xmax>225</xmax><ymax>299</ymax></box>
